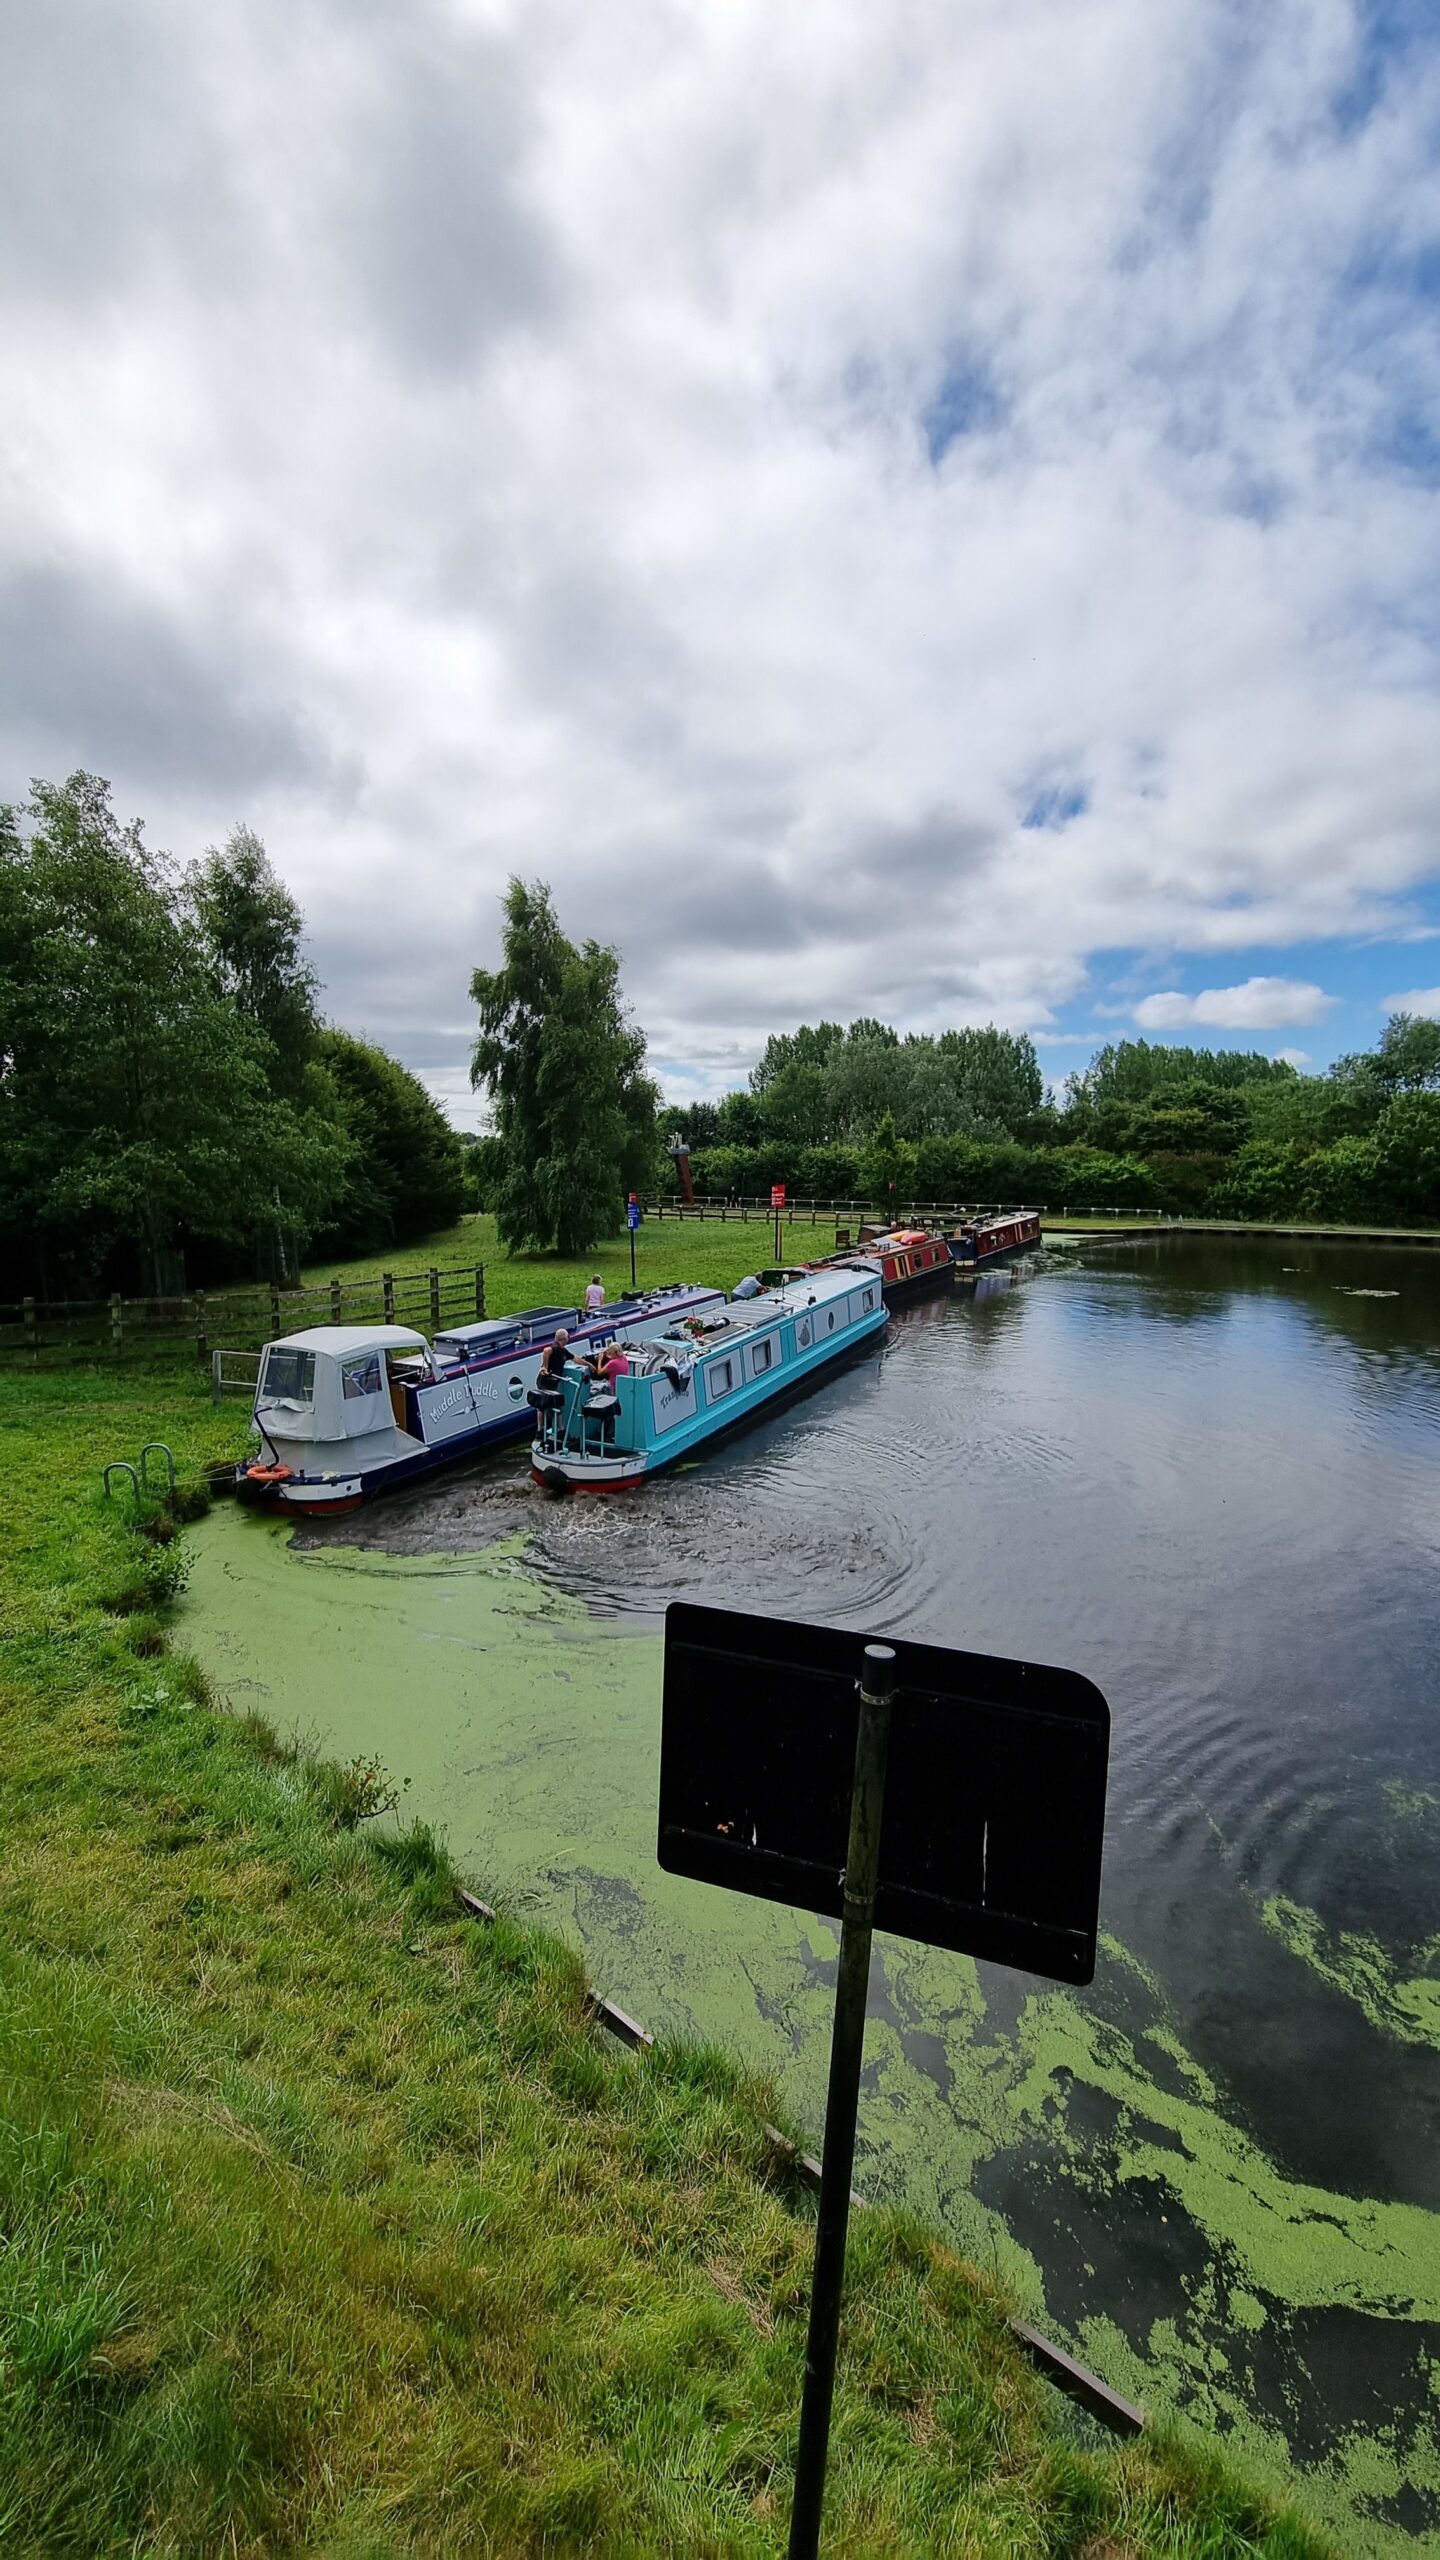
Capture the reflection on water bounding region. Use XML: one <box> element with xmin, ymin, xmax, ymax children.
<box><xmin>187</xmin><ymin>1234</ymin><xmax>1440</xmax><ymax>2553</ymax></box>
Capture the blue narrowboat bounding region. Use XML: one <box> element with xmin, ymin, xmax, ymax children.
<box><xmin>530</xmin><ymin>1264</ymin><xmax>888</xmax><ymax>1492</ymax></box>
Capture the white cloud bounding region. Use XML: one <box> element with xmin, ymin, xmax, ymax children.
<box><xmin>1</xmin><ymin>0</ymin><xmax>1438</xmax><ymax>1112</ymax></box>
<box><xmin>1380</xmin><ymin>988</ymin><xmax>1440</xmax><ymax>1019</ymax></box>
<box><xmin>1132</xmin><ymin>977</ymin><xmax>1335</xmax><ymax>1031</ymax></box>
<box><xmin>1275</xmin><ymin>1046</ymin><xmax>1312</xmax><ymax>1067</ymax></box>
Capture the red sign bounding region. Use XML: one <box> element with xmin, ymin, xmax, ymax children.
<box><xmin>771</xmin><ymin>1185</ymin><xmax>786</xmax><ymax>1209</ymax></box>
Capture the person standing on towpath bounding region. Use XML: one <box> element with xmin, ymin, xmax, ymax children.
<box><xmin>583</xmin><ymin>1274</ymin><xmax>606</xmax><ymax>1316</ymax></box>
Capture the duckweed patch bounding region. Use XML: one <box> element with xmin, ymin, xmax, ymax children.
<box><xmin>182</xmin><ymin>1503</ymin><xmax>1440</xmax><ymax>2553</ymax></box>
<box><xmin>0</xmin><ymin>1365</ymin><xmax>1335</xmax><ymax>2555</ymax></box>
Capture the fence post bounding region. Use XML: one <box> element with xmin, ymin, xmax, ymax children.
<box><xmin>23</xmin><ymin>1295</ymin><xmax>36</xmax><ymax>1359</ymax></box>
<box><xmin>110</xmin><ymin>1292</ymin><xmax>124</xmax><ymax>1356</ymax></box>
<box><xmin>194</xmin><ymin>1290</ymin><xmax>208</xmax><ymax>1363</ymax></box>
<box><xmin>383</xmin><ymin>1271</ymin><xmax>395</xmax><ymax>1325</ymax></box>
<box><xmin>268</xmin><ymin>1280</ymin><xmax>282</xmax><ymax>1338</ymax></box>
<box><xmin>475</xmin><ymin>1265</ymin><xmax>486</xmax><ymax>1319</ymax></box>
<box><xmin>429</xmin><ymin>1267</ymin><xmax>441</xmax><ymax>1331</ymax></box>
<box><xmin>212</xmin><ymin>1349</ymin><xmax>223</xmax><ymax>1411</ymax></box>
<box><xmin>331</xmin><ymin>1277</ymin><xmax>343</xmax><ymax>1322</ymax></box>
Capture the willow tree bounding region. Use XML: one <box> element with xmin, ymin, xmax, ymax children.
<box><xmin>469</xmin><ymin>878</ymin><xmax>658</xmax><ymax>1254</ymax></box>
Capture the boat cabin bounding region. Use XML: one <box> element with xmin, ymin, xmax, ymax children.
<box><xmin>253</xmin><ymin>1324</ymin><xmax>436</xmax><ymax>1473</ymax></box>
<box><xmin>434</xmin><ymin>1308</ymin><xmax>580</xmax><ymax>1367</ymax></box>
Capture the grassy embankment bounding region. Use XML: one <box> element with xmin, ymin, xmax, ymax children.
<box><xmin>299</xmin><ymin>1209</ymin><xmax>849</xmax><ymax>1310</ymax></box>
<box><xmin>0</xmin><ymin>1239</ymin><xmax>1336</xmax><ymax>2554</ymax></box>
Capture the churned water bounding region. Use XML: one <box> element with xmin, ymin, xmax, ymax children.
<box><xmin>183</xmin><ymin>1232</ymin><xmax>1440</xmax><ymax>2552</ymax></box>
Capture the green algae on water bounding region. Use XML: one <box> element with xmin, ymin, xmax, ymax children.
<box><xmin>182</xmin><ymin>1506</ymin><xmax>1440</xmax><ymax>2556</ymax></box>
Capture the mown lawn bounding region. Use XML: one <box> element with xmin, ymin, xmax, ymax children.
<box><xmin>0</xmin><ymin>1364</ymin><xmax>1335</xmax><ymax>2555</ymax></box>
<box><xmin>298</xmin><ymin>1210</ymin><xmax>848</xmax><ymax>1316</ymax></box>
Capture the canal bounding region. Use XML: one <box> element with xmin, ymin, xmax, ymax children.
<box><xmin>182</xmin><ymin>1232</ymin><xmax>1440</xmax><ymax>2553</ymax></box>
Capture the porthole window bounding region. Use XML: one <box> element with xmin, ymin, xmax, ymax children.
<box><xmin>826</xmin><ymin>1310</ymin><xmax>836</xmax><ymax>1331</ymax></box>
<box><xmin>507</xmin><ymin>1375</ymin><xmax>525</xmax><ymax>1402</ymax></box>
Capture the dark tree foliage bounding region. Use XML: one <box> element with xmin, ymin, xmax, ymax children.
<box><xmin>1067</xmin><ymin>1039</ymin><xmax>1297</xmax><ymax>1107</ymax></box>
<box><xmin>1333</xmin><ymin>1011</ymin><xmax>1440</xmax><ymax>1097</ymax></box>
<box><xmin>187</xmin><ymin>825</ymin><xmax>319</xmax><ymax>1094</ymax></box>
<box><xmin>0</xmin><ymin>776</ymin><xmax>346</xmax><ymax>1295</ymax></box>
<box><xmin>470</xmin><ymin>879</ymin><xmax>659</xmax><ymax>1255</ymax></box>
<box><xmin>311</xmin><ymin>1031</ymin><xmax>466</xmax><ymax>1255</ymax></box>
<box><xmin>670</xmin><ymin>1019</ymin><xmax>1440</xmax><ymax>1224</ymax></box>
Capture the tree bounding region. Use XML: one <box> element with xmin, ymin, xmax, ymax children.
<box><xmin>748</xmin><ymin>1021</ymin><xmax>844</xmax><ymax>1094</ymax></box>
<box><xmin>187</xmin><ymin>825</ymin><xmax>319</xmax><ymax>1093</ymax></box>
<box><xmin>1373</xmin><ymin>1012</ymin><xmax>1440</xmax><ymax>1095</ymax></box>
<box><xmin>937</xmin><ymin>1026</ymin><xmax>1043</xmax><ymax>1131</ymax></box>
<box><xmin>469</xmin><ymin>879</ymin><xmax>657</xmax><ymax>1255</ymax></box>
<box><xmin>312</xmin><ymin>1031</ymin><xmax>466</xmax><ymax>1254</ymax></box>
<box><xmin>0</xmin><ymin>775</ymin><xmax>345</xmax><ymax>1294</ymax></box>
<box><xmin>757</xmin><ymin>1058</ymin><xmax>833</xmax><ymax>1146</ymax></box>
<box><xmin>1068</xmin><ymin>1040</ymin><xmax>1297</xmax><ymax>1110</ymax></box>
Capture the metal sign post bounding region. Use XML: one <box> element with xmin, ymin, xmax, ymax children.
<box><xmin>658</xmin><ymin>1600</ymin><xmax>1111</xmax><ymax>2557</ymax></box>
<box><xmin>627</xmin><ymin>1194</ymin><xmax>641</xmax><ymax>1289</ymax></box>
<box><xmin>788</xmin><ymin>1643</ymin><xmax>894</xmax><ymax>2560</ymax></box>
<box><xmin>771</xmin><ymin>1182</ymin><xmax>786</xmax><ymax>1259</ymax></box>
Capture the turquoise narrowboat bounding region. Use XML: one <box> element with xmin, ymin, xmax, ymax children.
<box><xmin>530</xmin><ymin>1264</ymin><xmax>888</xmax><ymax>1491</ymax></box>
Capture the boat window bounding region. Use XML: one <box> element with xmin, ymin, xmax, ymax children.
<box><xmin>750</xmin><ymin>1336</ymin><xmax>774</xmax><ymax>1375</ymax></box>
<box><xmin>863</xmin><ymin>1287</ymin><xmax>875</xmax><ymax>1311</ymax></box>
<box><xmin>797</xmin><ymin>1315</ymin><xmax>813</xmax><ymax>1350</ymax></box>
<box><xmin>710</xmin><ymin>1357</ymin><xmax>736</xmax><ymax>1398</ymax></box>
<box><xmin>341</xmin><ymin>1351</ymin><xmax>384</xmax><ymax>1400</ymax></box>
<box><xmin>260</xmin><ymin>1347</ymin><xmax>314</xmax><ymax>1404</ymax></box>
<box><xmin>826</xmin><ymin>1308</ymin><xmax>837</xmax><ymax>1331</ymax></box>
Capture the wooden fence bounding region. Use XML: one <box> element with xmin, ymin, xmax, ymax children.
<box><xmin>643</xmin><ymin>1195</ymin><xmax>1170</xmax><ymax>1223</ymax></box>
<box><xmin>0</xmin><ymin>1262</ymin><xmax>487</xmax><ymax>1370</ymax></box>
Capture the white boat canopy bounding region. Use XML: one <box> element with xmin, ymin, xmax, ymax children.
<box><xmin>255</xmin><ymin>1324</ymin><xmax>432</xmax><ymax>1447</ymax></box>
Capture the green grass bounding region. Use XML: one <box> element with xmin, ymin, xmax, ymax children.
<box><xmin>0</xmin><ymin>1364</ymin><xmax>1336</xmax><ymax>2555</ymax></box>
<box><xmin>298</xmin><ymin>1209</ymin><xmax>853</xmax><ymax>1316</ymax></box>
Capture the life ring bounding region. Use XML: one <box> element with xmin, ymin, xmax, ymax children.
<box><xmin>245</xmin><ymin>1462</ymin><xmax>293</xmax><ymax>1484</ymax></box>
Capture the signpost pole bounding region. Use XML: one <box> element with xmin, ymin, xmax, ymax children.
<box><xmin>628</xmin><ymin>1194</ymin><xmax>639</xmax><ymax>1291</ymax></box>
<box><xmin>787</xmin><ymin>1643</ymin><xmax>896</xmax><ymax>2560</ymax></box>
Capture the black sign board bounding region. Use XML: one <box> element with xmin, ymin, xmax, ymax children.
<box><xmin>659</xmin><ymin>1601</ymin><xmax>1112</xmax><ymax>2557</ymax></box>
<box><xmin>659</xmin><ymin>1600</ymin><xmax>1109</xmax><ymax>1985</ymax></box>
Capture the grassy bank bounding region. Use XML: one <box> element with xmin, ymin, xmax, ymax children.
<box><xmin>0</xmin><ymin>1364</ymin><xmax>1333</xmax><ymax>2555</ymax></box>
<box><xmin>297</xmin><ymin>1210</ymin><xmax>843</xmax><ymax>1314</ymax></box>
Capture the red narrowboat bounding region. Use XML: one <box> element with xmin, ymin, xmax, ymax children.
<box><xmin>818</xmin><ymin>1227</ymin><xmax>956</xmax><ymax>1305</ymax></box>
<box><xmin>945</xmin><ymin>1208</ymin><xmax>1042</xmax><ymax>1272</ymax></box>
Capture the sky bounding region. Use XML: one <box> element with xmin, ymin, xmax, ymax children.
<box><xmin>2</xmin><ymin>0</ymin><xmax>1438</xmax><ymax>1125</ymax></box>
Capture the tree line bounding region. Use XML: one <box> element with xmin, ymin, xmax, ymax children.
<box><xmin>7</xmin><ymin>774</ymin><xmax>1437</xmax><ymax>1298</ymax></box>
<box><xmin>0</xmin><ymin>774</ymin><xmax>465</xmax><ymax>1299</ymax></box>
<box><xmin>659</xmin><ymin>1018</ymin><xmax>1440</xmax><ymax>1224</ymax></box>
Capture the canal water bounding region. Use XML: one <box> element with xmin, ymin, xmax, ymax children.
<box><xmin>182</xmin><ymin>1233</ymin><xmax>1440</xmax><ymax>2553</ymax></box>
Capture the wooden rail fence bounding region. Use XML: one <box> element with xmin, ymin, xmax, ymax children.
<box><xmin>643</xmin><ymin>1195</ymin><xmax>1170</xmax><ymax>1224</ymax></box>
<box><xmin>0</xmin><ymin>1262</ymin><xmax>487</xmax><ymax>1370</ymax></box>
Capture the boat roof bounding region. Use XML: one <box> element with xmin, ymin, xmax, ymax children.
<box><xmin>269</xmin><ymin>1324</ymin><xmax>430</xmax><ymax>1355</ymax></box>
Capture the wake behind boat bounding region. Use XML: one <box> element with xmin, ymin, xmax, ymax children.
<box><xmin>530</xmin><ymin>1264</ymin><xmax>888</xmax><ymax>1492</ymax></box>
<box><xmin>234</xmin><ymin>1284</ymin><xmax>724</xmax><ymax>1516</ymax></box>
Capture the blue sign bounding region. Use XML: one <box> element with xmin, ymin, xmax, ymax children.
<box><xmin>626</xmin><ymin>1201</ymin><xmax>641</xmax><ymax>1230</ymax></box>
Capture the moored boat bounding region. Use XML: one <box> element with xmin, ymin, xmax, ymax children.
<box><xmin>819</xmin><ymin>1227</ymin><xmax>955</xmax><ymax>1303</ymax></box>
<box><xmin>944</xmin><ymin>1208</ymin><xmax>1041</xmax><ymax>1271</ymax></box>
<box><xmin>234</xmin><ymin>1285</ymin><xmax>725</xmax><ymax>1515</ymax></box>
<box><xmin>530</xmin><ymin>1264</ymin><xmax>888</xmax><ymax>1492</ymax></box>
